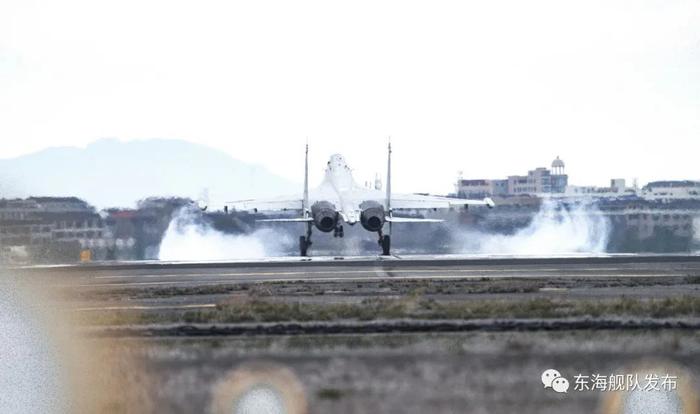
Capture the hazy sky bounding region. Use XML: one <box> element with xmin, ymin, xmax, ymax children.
<box><xmin>1</xmin><ymin>0</ymin><xmax>699</xmax><ymax>195</ymax></box>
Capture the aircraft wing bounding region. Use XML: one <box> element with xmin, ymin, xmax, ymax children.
<box><xmin>385</xmin><ymin>216</ymin><xmax>444</xmax><ymax>223</ymax></box>
<box><xmin>228</xmin><ymin>195</ymin><xmax>304</xmax><ymax>212</ymax></box>
<box><xmin>390</xmin><ymin>193</ymin><xmax>495</xmax><ymax>210</ymax></box>
<box><xmin>257</xmin><ymin>217</ymin><xmax>313</xmax><ymax>222</ymax></box>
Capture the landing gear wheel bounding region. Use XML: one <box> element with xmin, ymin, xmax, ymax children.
<box><xmin>338</xmin><ymin>225</ymin><xmax>344</xmax><ymax>238</ymax></box>
<box><xmin>299</xmin><ymin>236</ymin><xmax>309</xmax><ymax>257</ymax></box>
<box><xmin>381</xmin><ymin>235</ymin><xmax>391</xmax><ymax>256</ymax></box>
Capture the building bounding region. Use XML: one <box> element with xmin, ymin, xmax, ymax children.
<box><xmin>456</xmin><ymin>157</ymin><xmax>568</xmax><ymax>198</ymax></box>
<box><xmin>0</xmin><ymin>197</ymin><xmax>108</xmax><ymax>262</ymax></box>
<box><xmin>642</xmin><ymin>181</ymin><xmax>700</xmax><ymax>200</ymax></box>
<box><xmin>455</xmin><ymin>179</ymin><xmax>493</xmax><ymax>199</ymax></box>
<box><xmin>550</xmin><ymin>157</ymin><xmax>568</xmax><ymax>194</ymax></box>
<box><xmin>562</xmin><ymin>179</ymin><xmax>700</xmax><ymax>201</ymax></box>
<box><xmin>0</xmin><ymin>196</ymin><xmax>193</xmax><ymax>263</ymax></box>
<box><xmin>563</xmin><ymin>179</ymin><xmax>638</xmax><ymax>199</ymax></box>
<box><xmin>0</xmin><ymin>197</ymin><xmax>104</xmax><ymax>245</ymax></box>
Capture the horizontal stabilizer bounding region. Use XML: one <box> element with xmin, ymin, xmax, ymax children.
<box><xmin>257</xmin><ymin>218</ymin><xmax>314</xmax><ymax>223</ymax></box>
<box><xmin>227</xmin><ymin>194</ymin><xmax>306</xmax><ymax>213</ymax></box>
<box><xmin>385</xmin><ymin>217</ymin><xmax>444</xmax><ymax>223</ymax></box>
<box><xmin>445</xmin><ymin>197</ymin><xmax>495</xmax><ymax>208</ymax></box>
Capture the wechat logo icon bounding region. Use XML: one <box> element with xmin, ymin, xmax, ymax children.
<box><xmin>542</xmin><ymin>369</ymin><xmax>569</xmax><ymax>394</ymax></box>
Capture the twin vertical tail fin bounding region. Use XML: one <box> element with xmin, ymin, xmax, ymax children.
<box><xmin>303</xmin><ymin>142</ymin><xmax>310</xmax><ymax>218</ymax></box>
<box><xmin>385</xmin><ymin>139</ymin><xmax>392</xmax><ymax>230</ymax></box>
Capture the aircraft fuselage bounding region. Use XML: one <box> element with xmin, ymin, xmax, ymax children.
<box><xmin>311</xmin><ymin>154</ymin><xmax>384</xmax><ymax>230</ymax></box>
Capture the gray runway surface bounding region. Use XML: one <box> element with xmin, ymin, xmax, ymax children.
<box><xmin>10</xmin><ymin>254</ymin><xmax>700</xmax><ymax>317</ymax></box>
<box><xmin>6</xmin><ymin>255</ymin><xmax>700</xmax><ymax>413</ymax></box>
<box><xmin>17</xmin><ymin>254</ymin><xmax>700</xmax><ymax>289</ymax></box>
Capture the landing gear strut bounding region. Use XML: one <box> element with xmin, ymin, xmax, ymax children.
<box><xmin>300</xmin><ymin>224</ymin><xmax>312</xmax><ymax>256</ymax></box>
<box><xmin>378</xmin><ymin>231</ymin><xmax>391</xmax><ymax>256</ymax></box>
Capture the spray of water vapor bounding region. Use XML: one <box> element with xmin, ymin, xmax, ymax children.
<box><xmin>158</xmin><ymin>207</ymin><xmax>293</xmax><ymax>261</ymax></box>
<box><xmin>455</xmin><ymin>200</ymin><xmax>610</xmax><ymax>255</ymax></box>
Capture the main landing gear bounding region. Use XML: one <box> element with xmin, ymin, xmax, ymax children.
<box><xmin>299</xmin><ymin>236</ymin><xmax>310</xmax><ymax>256</ymax></box>
<box><xmin>300</xmin><ymin>224</ymin><xmax>345</xmax><ymax>256</ymax></box>
<box><xmin>299</xmin><ymin>223</ymin><xmax>312</xmax><ymax>256</ymax></box>
<box><xmin>301</xmin><ymin>224</ymin><xmax>390</xmax><ymax>257</ymax></box>
<box><xmin>378</xmin><ymin>231</ymin><xmax>391</xmax><ymax>256</ymax></box>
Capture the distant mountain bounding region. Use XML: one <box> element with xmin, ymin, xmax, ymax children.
<box><xmin>0</xmin><ymin>138</ymin><xmax>298</xmax><ymax>208</ymax></box>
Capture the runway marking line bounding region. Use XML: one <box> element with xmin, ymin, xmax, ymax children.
<box><xmin>539</xmin><ymin>287</ymin><xmax>569</xmax><ymax>292</ymax></box>
<box><xmin>91</xmin><ymin>267</ymin><xmax>640</xmax><ymax>280</ymax></box>
<box><xmin>73</xmin><ymin>273</ymin><xmax>683</xmax><ymax>288</ymax></box>
<box><xmin>73</xmin><ymin>303</ymin><xmax>217</xmax><ymax>311</ymax></box>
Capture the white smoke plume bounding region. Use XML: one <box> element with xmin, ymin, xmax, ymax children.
<box><xmin>456</xmin><ymin>200</ymin><xmax>610</xmax><ymax>255</ymax></box>
<box><xmin>158</xmin><ymin>207</ymin><xmax>293</xmax><ymax>261</ymax></box>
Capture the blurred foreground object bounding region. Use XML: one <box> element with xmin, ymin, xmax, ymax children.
<box><xmin>600</xmin><ymin>360</ymin><xmax>698</xmax><ymax>414</ymax></box>
<box><xmin>210</xmin><ymin>362</ymin><xmax>308</xmax><ymax>414</ymax></box>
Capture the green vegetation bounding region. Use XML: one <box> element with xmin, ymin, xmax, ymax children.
<box><xmin>70</xmin><ymin>274</ymin><xmax>700</xmax><ymax>302</ymax></box>
<box><xmin>82</xmin><ymin>295</ymin><xmax>700</xmax><ymax>326</ymax></box>
<box><xmin>317</xmin><ymin>388</ymin><xmax>346</xmax><ymax>400</ymax></box>
<box><xmin>685</xmin><ymin>275</ymin><xmax>700</xmax><ymax>284</ymax></box>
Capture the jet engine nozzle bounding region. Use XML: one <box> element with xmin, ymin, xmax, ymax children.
<box><xmin>311</xmin><ymin>201</ymin><xmax>337</xmax><ymax>232</ymax></box>
<box><xmin>360</xmin><ymin>200</ymin><xmax>385</xmax><ymax>232</ymax></box>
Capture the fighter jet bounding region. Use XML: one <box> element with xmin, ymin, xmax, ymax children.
<box><xmin>229</xmin><ymin>143</ymin><xmax>494</xmax><ymax>256</ymax></box>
